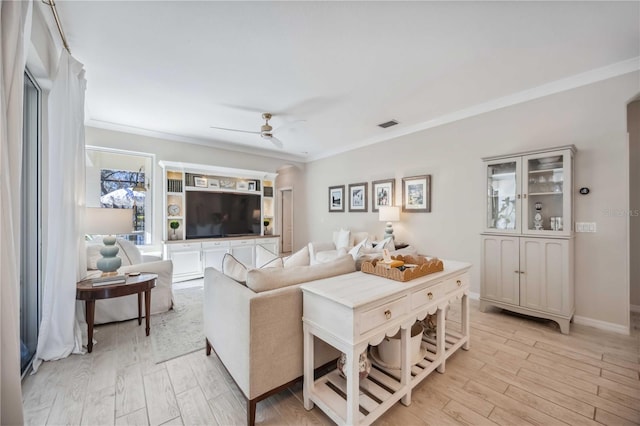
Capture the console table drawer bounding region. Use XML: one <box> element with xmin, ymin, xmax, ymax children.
<box><xmin>443</xmin><ymin>272</ymin><xmax>469</xmax><ymax>295</ymax></box>
<box><xmin>359</xmin><ymin>296</ymin><xmax>408</xmax><ymax>335</ymax></box>
<box><xmin>411</xmin><ymin>281</ymin><xmax>445</xmax><ymax>310</ymax></box>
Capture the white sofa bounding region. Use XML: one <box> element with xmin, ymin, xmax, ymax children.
<box><xmin>204</xmin><ymin>251</ymin><xmax>355</xmax><ymax>426</ymax></box>
<box><xmin>85</xmin><ymin>238</ymin><xmax>174</xmax><ymax>324</ymax></box>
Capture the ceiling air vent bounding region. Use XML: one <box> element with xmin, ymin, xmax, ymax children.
<box><xmin>378</xmin><ymin>119</ymin><xmax>399</xmax><ymax>129</ymax></box>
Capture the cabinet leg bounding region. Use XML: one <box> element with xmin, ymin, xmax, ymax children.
<box><xmin>558</xmin><ymin>319</ymin><xmax>571</xmax><ymax>335</ymax></box>
<box><xmin>462</xmin><ymin>294</ymin><xmax>470</xmax><ymax>350</ymax></box>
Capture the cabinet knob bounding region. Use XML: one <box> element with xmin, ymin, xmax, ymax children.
<box><xmin>523</xmin><ymin>194</ymin><xmax>527</xmax><ymax>199</ymax></box>
<box><xmin>384</xmin><ymin>310</ymin><xmax>392</xmax><ymax>320</ymax></box>
<box><xmin>517</xmin><ymin>194</ymin><xmax>521</xmax><ymax>199</ymax></box>
<box><xmin>520</xmin><ymin>271</ymin><xmax>525</xmax><ymax>274</ymax></box>
<box><xmin>456</xmin><ymin>280</ymin><xmax>462</xmax><ymax>287</ymax></box>
<box><xmin>427</xmin><ymin>292</ymin><xmax>433</xmax><ymax>300</ymax></box>
<box><xmin>514</xmin><ymin>270</ymin><xmax>520</xmax><ymax>274</ymax></box>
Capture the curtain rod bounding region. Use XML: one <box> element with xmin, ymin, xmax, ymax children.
<box><xmin>41</xmin><ymin>0</ymin><xmax>71</xmax><ymax>53</ymax></box>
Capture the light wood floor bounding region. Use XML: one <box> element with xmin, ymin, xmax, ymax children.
<box><xmin>22</xmin><ymin>296</ymin><xmax>639</xmax><ymax>426</ymax></box>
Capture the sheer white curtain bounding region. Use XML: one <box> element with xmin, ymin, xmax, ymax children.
<box><xmin>32</xmin><ymin>49</ymin><xmax>87</xmax><ymax>371</ymax></box>
<box><xmin>0</xmin><ymin>1</ymin><xmax>32</xmax><ymax>424</ymax></box>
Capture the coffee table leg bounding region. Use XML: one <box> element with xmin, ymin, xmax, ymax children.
<box><xmin>137</xmin><ymin>293</ymin><xmax>142</xmax><ymax>325</ymax></box>
<box><xmin>86</xmin><ymin>300</ymin><xmax>95</xmax><ymax>353</ymax></box>
<box><xmin>145</xmin><ymin>289</ymin><xmax>151</xmax><ymax>336</ymax></box>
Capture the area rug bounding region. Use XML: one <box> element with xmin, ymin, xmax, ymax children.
<box><xmin>151</xmin><ymin>285</ymin><xmax>204</xmax><ymax>363</ymax></box>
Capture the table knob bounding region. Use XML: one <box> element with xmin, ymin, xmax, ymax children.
<box><xmin>457</xmin><ymin>280</ymin><xmax>462</xmax><ymax>287</ymax></box>
<box><xmin>428</xmin><ymin>292</ymin><xmax>433</xmax><ymax>300</ymax></box>
<box><xmin>384</xmin><ymin>309</ymin><xmax>392</xmax><ymax>320</ymax></box>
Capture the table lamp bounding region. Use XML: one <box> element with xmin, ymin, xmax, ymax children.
<box><xmin>85</xmin><ymin>207</ymin><xmax>133</xmax><ymax>276</ymax></box>
<box><xmin>379</xmin><ymin>206</ymin><xmax>400</xmax><ymax>240</ymax></box>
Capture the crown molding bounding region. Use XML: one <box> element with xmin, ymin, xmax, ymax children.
<box><xmin>85</xmin><ymin>119</ymin><xmax>309</xmax><ymax>163</ymax></box>
<box><xmin>309</xmin><ymin>57</ymin><xmax>640</xmax><ymax>162</ymax></box>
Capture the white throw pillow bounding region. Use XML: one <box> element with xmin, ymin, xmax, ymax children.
<box><xmin>261</xmin><ymin>256</ymin><xmax>284</xmax><ymax>268</ymax></box>
<box><xmin>333</xmin><ymin>228</ymin><xmax>351</xmax><ymax>250</ymax></box>
<box><xmin>222</xmin><ymin>253</ymin><xmax>248</xmax><ymax>284</ymax></box>
<box><xmin>283</xmin><ymin>245</ymin><xmax>310</xmax><ymax>268</ymax></box>
<box><xmin>374</xmin><ymin>237</ymin><xmax>396</xmax><ymax>252</ymax></box>
<box><xmin>348</xmin><ymin>238</ymin><xmax>368</xmax><ymax>260</ymax></box>
<box><xmin>86</xmin><ymin>243</ymin><xmax>103</xmax><ymax>270</ymax></box>
<box><xmin>116</xmin><ymin>238</ymin><xmax>143</xmax><ymax>265</ymax></box>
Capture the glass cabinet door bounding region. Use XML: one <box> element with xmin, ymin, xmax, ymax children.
<box><xmin>486</xmin><ymin>159</ymin><xmax>520</xmax><ymax>233</ymax></box>
<box><xmin>523</xmin><ymin>151</ymin><xmax>571</xmax><ymax>235</ymax></box>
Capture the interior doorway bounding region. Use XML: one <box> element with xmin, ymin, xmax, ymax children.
<box><xmin>280</xmin><ymin>188</ymin><xmax>293</xmax><ymax>254</ymax></box>
<box><xmin>629</xmin><ymin>99</ymin><xmax>640</xmax><ymax>321</ymax></box>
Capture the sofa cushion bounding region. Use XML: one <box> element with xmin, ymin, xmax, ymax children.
<box><xmin>222</xmin><ymin>253</ymin><xmax>248</xmax><ymax>284</ymax></box>
<box><xmin>333</xmin><ymin>228</ymin><xmax>351</xmax><ymax>250</ymax></box>
<box><xmin>117</xmin><ymin>238</ymin><xmax>143</xmax><ymax>265</ymax></box>
<box><xmin>86</xmin><ymin>243</ymin><xmax>103</xmax><ymax>270</ymax></box>
<box><xmin>283</xmin><ymin>245</ymin><xmax>310</xmax><ymax>268</ymax></box>
<box><xmin>246</xmin><ymin>254</ymin><xmax>356</xmax><ymax>293</ymax></box>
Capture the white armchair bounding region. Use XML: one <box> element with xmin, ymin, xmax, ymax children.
<box><xmin>85</xmin><ymin>239</ymin><xmax>174</xmax><ymax>324</ymax></box>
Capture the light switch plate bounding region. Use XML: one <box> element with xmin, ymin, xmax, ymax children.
<box><xmin>575</xmin><ymin>222</ymin><xmax>596</xmax><ymax>232</ymax></box>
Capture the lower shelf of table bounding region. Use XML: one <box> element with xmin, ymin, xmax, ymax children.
<box><xmin>308</xmin><ymin>326</ymin><xmax>469</xmax><ymax>425</ymax></box>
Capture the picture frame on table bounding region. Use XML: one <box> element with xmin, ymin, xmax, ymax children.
<box><xmin>208</xmin><ymin>178</ymin><xmax>220</xmax><ymax>189</ymax></box>
<box><xmin>248</xmin><ymin>181</ymin><xmax>256</xmax><ymax>191</ymax></box>
<box><xmin>194</xmin><ymin>177</ymin><xmax>207</xmax><ymax>188</ymax></box>
<box><xmin>328</xmin><ymin>185</ymin><xmax>345</xmax><ymax>212</ymax></box>
<box><xmin>402</xmin><ymin>175</ymin><xmax>431</xmax><ymax>212</ymax></box>
<box><xmin>371</xmin><ymin>179</ymin><xmax>395</xmax><ymax>212</ymax></box>
<box><xmin>348</xmin><ymin>182</ymin><xmax>368</xmax><ymax>212</ymax></box>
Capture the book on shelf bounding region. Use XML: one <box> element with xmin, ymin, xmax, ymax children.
<box><xmin>91</xmin><ymin>275</ymin><xmax>127</xmax><ymax>286</ymax></box>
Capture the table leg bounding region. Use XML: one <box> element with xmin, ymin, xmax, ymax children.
<box><xmin>346</xmin><ymin>348</ymin><xmax>360</xmax><ymax>425</ymax></box>
<box><xmin>400</xmin><ymin>325</ymin><xmax>412</xmax><ymax>406</ymax></box>
<box><xmin>303</xmin><ymin>324</ymin><xmax>315</xmax><ymax>410</ymax></box>
<box><xmin>137</xmin><ymin>292</ymin><xmax>142</xmax><ymax>325</ymax></box>
<box><xmin>145</xmin><ymin>289</ymin><xmax>151</xmax><ymax>336</ymax></box>
<box><xmin>86</xmin><ymin>300</ymin><xmax>95</xmax><ymax>353</ymax></box>
<box><xmin>436</xmin><ymin>307</ymin><xmax>446</xmax><ymax>373</ymax></box>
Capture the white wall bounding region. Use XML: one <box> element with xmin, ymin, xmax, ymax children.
<box><xmin>85</xmin><ymin>126</ymin><xmax>305</xmax><ymax>250</ymax></box>
<box><xmin>629</xmin><ymin>100</ymin><xmax>640</xmax><ymax>311</ymax></box>
<box><xmin>305</xmin><ymin>72</ymin><xmax>640</xmax><ymax>329</ymax></box>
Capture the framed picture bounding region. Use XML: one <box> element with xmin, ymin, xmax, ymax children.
<box><xmin>248</xmin><ymin>181</ymin><xmax>256</xmax><ymax>191</ymax></box>
<box><xmin>237</xmin><ymin>181</ymin><xmax>249</xmax><ymax>190</ymax></box>
<box><xmin>194</xmin><ymin>177</ymin><xmax>207</xmax><ymax>188</ymax></box>
<box><xmin>371</xmin><ymin>179</ymin><xmax>395</xmax><ymax>212</ymax></box>
<box><xmin>328</xmin><ymin>185</ymin><xmax>345</xmax><ymax>212</ymax></box>
<box><xmin>402</xmin><ymin>175</ymin><xmax>431</xmax><ymax>212</ymax></box>
<box><xmin>208</xmin><ymin>178</ymin><xmax>220</xmax><ymax>189</ymax></box>
<box><xmin>348</xmin><ymin>182</ymin><xmax>368</xmax><ymax>212</ymax></box>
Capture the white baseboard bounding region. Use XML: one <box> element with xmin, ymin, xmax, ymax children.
<box><xmin>468</xmin><ymin>291</ymin><xmax>480</xmax><ymax>301</ymax></box>
<box><xmin>631</xmin><ymin>304</ymin><xmax>640</xmax><ymax>313</ymax></box>
<box><xmin>573</xmin><ymin>315</ymin><xmax>630</xmax><ymax>335</ymax></box>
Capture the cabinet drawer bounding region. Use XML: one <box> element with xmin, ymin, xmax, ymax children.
<box><xmin>359</xmin><ymin>297</ymin><xmax>408</xmax><ymax>335</ymax></box>
<box><xmin>168</xmin><ymin>243</ymin><xmax>201</xmax><ymax>252</ymax></box>
<box><xmin>411</xmin><ymin>282</ymin><xmax>445</xmax><ymax>310</ymax></box>
<box><xmin>202</xmin><ymin>240</ymin><xmax>230</xmax><ymax>249</ymax></box>
<box><xmin>230</xmin><ymin>239</ymin><xmax>255</xmax><ymax>247</ymax></box>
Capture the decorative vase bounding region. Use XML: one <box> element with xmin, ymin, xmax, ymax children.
<box><xmin>337</xmin><ymin>350</ymin><xmax>371</xmax><ymax>380</ymax></box>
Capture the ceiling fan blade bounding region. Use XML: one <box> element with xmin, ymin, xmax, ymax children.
<box><xmin>269</xmin><ymin>136</ymin><xmax>284</xmax><ymax>149</ymax></box>
<box><xmin>273</xmin><ymin>119</ymin><xmax>307</xmax><ymax>133</ymax></box>
<box><xmin>209</xmin><ymin>126</ymin><xmax>260</xmax><ymax>135</ymax></box>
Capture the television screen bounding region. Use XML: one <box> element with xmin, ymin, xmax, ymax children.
<box><xmin>185</xmin><ymin>191</ymin><xmax>261</xmax><ymax>239</ymax></box>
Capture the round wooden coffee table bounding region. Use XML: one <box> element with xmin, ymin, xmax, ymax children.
<box><xmin>76</xmin><ymin>273</ymin><xmax>157</xmax><ymax>353</ymax></box>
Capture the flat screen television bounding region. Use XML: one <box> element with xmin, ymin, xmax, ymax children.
<box><xmin>185</xmin><ymin>190</ymin><xmax>261</xmax><ymax>239</ymax></box>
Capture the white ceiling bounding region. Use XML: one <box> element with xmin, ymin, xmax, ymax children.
<box><xmin>55</xmin><ymin>1</ymin><xmax>640</xmax><ymax>161</ymax></box>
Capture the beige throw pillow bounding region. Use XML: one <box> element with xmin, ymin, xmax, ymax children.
<box><xmin>283</xmin><ymin>245</ymin><xmax>310</xmax><ymax>268</ymax></box>
<box><xmin>222</xmin><ymin>253</ymin><xmax>248</xmax><ymax>284</ymax></box>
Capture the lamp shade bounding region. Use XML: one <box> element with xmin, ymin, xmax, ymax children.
<box><xmin>85</xmin><ymin>207</ymin><xmax>133</xmax><ymax>236</ymax></box>
<box><xmin>379</xmin><ymin>206</ymin><xmax>400</xmax><ymax>223</ymax></box>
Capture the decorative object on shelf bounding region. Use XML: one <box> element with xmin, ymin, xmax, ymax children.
<box><xmin>248</xmin><ymin>181</ymin><xmax>256</xmax><ymax>191</ymax></box>
<box><xmin>348</xmin><ymin>182</ymin><xmax>368</xmax><ymax>212</ymax></box>
<box><xmin>168</xmin><ymin>204</ymin><xmax>180</xmax><ymax>216</ymax></box>
<box><xmin>167</xmin><ymin>178</ymin><xmax>182</xmax><ymax>193</ymax></box>
<box><xmin>361</xmin><ymin>255</ymin><xmax>443</xmax><ymax>282</ymax></box>
<box><xmin>220</xmin><ymin>179</ymin><xmax>235</xmax><ymax>189</ymax></box>
<box><xmin>402</xmin><ymin>175</ymin><xmax>431</xmax><ymax>212</ymax></box>
<box><xmin>375</xmin><ymin>322</ymin><xmax>424</xmax><ymax>368</ymax></box>
<box><xmin>337</xmin><ymin>350</ymin><xmax>371</xmax><ymax>380</ymax></box>
<box><xmin>379</xmin><ymin>206</ymin><xmax>400</xmax><ymax>240</ymax></box>
<box><xmin>421</xmin><ymin>314</ymin><xmax>437</xmax><ymax>338</ymax></box>
<box><xmin>169</xmin><ymin>221</ymin><xmax>180</xmax><ymax>240</ymax></box>
<box><xmin>496</xmin><ymin>196</ymin><xmax>516</xmax><ymax>229</ymax></box>
<box><xmin>263</xmin><ymin>219</ymin><xmax>271</xmax><ymax>235</ymax></box>
<box><xmin>263</xmin><ymin>186</ymin><xmax>273</xmax><ymax>197</ymax></box>
<box><xmin>85</xmin><ymin>207</ymin><xmax>134</xmax><ymax>276</ymax></box>
<box><xmin>371</xmin><ymin>178</ymin><xmax>395</xmax><ymax>212</ymax></box>
<box><xmin>328</xmin><ymin>185</ymin><xmax>345</xmax><ymax>212</ymax></box>
<box><xmin>208</xmin><ymin>179</ymin><xmax>220</xmax><ymax>189</ymax></box>
<box><xmin>550</xmin><ymin>216</ymin><xmax>563</xmax><ymax>231</ymax></box>
<box><xmin>194</xmin><ymin>177</ymin><xmax>207</xmax><ymax>187</ymax></box>
<box><xmin>237</xmin><ymin>181</ymin><xmax>249</xmax><ymax>190</ymax></box>
<box><xmin>534</xmin><ymin>201</ymin><xmax>543</xmax><ymax>230</ymax></box>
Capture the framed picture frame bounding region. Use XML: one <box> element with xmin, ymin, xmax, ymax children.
<box><xmin>248</xmin><ymin>181</ymin><xmax>256</xmax><ymax>191</ymax></box>
<box><xmin>402</xmin><ymin>175</ymin><xmax>431</xmax><ymax>212</ymax></box>
<box><xmin>328</xmin><ymin>185</ymin><xmax>345</xmax><ymax>212</ymax></box>
<box><xmin>194</xmin><ymin>177</ymin><xmax>207</xmax><ymax>188</ymax></box>
<box><xmin>348</xmin><ymin>182</ymin><xmax>368</xmax><ymax>212</ymax></box>
<box><xmin>237</xmin><ymin>181</ymin><xmax>249</xmax><ymax>190</ymax></box>
<box><xmin>371</xmin><ymin>179</ymin><xmax>395</xmax><ymax>212</ymax></box>
<box><xmin>208</xmin><ymin>178</ymin><xmax>220</xmax><ymax>189</ymax></box>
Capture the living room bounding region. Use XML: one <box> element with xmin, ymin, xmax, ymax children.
<box><xmin>2</xmin><ymin>1</ymin><xmax>640</xmax><ymax>425</ymax></box>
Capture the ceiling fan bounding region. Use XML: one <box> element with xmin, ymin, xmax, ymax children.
<box><xmin>210</xmin><ymin>113</ymin><xmax>285</xmax><ymax>149</ymax></box>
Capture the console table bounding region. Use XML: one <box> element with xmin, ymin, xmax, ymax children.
<box><xmin>301</xmin><ymin>260</ymin><xmax>471</xmax><ymax>425</ymax></box>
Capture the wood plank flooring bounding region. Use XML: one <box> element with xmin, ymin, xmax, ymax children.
<box><xmin>22</xmin><ymin>291</ymin><xmax>640</xmax><ymax>426</ymax></box>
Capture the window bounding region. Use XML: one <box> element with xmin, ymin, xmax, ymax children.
<box><xmin>21</xmin><ymin>70</ymin><xmax>42</xmax><ymax>375</ymax></box>
<box><xmin>85</xmin><ymin>148</ymin><xmax>153</xmax><ymax>245</ymax></box>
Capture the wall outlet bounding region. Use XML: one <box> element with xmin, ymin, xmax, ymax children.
<box><xmin>575</xmin><ymin>222</ymin><xmax>597</xmax><ymax>232</ymax></box>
